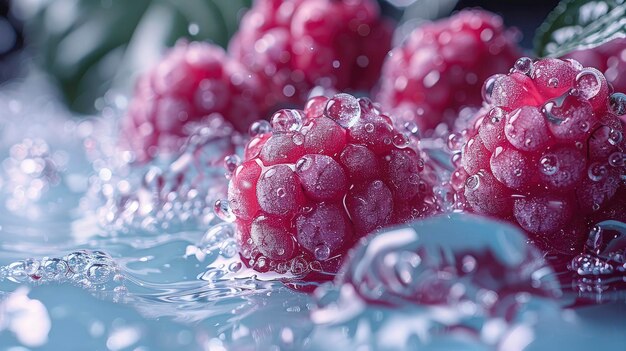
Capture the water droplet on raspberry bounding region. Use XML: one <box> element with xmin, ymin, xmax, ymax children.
<box><xmin>466</xmin><ymin>174</ymin><xmax>480</xmax><ymax>190</ymax></box>
<box><xmin>249</xmin><ymin>120</ymin><xmax>272</xmax><ymax>136</ymax></box>
<box><xmin>214</xmin><ymin>199</ymin><xmax>235</xmax><ymax>222</ymax></box>
<box><xmin>314</xmin><ymin>244</ymin><xmax>331</xmax><ymax>261</ymax></box>
<box><xmin>513</xmin><ymin>57</ymin><xmax>533</xmax><ymax>76</ymax></box>
<box><xmin>608</xmin><ymin>128</ymin><xmax>623</xmax><ymax>145</ymax></box>
<box><xmin>608</xmin><ymin>152</ymin><xmax>624</xmax><ymax>167</ymax></box>
<box><xmin>277</xmin><ymin>188</ymin><xmax>286</xmax><ymax>197</ymax></box>
<box><xmin>223</xmin><ymin>154</ymin><xmax>241</xmax><ymax>176</ymax></box>
<box><xmin>392</xmin><ymin>133</ymin><xmax>410</xmax><ymax>148</ymax></box>
<box><xmin>587</xmin><ymin>162</ymin><xmax>608</xmax><ymax>182</ymax></box>
<box><xmin>324</xmin><ymin>93</ymin><xmax>361</xmax><ymax>128</ymax></box>
<box><xmin>539</xmin><ymin>155</ymin><xmax>558</xmax><ymax>175</ymax></box>
<box><xmin>574</xmin><ymin>68</ymin><xmax>603</xmax><ymax>100</ymax></box>
<box><xmin>292</xmin><ymin>133</ymin><xmax>304</xmax><ymax>145</ymax></box>
<box><xmin>447</xmin><ymin>132</ymin><xmax>463</xmax><ymax>151</ymax></box>
<box><xmin>271</xmin><ymin>109</ymin><xmax>304</xmax><ymax>132</ymax></box>
<box><xmin>364</xmin><ymin>123</ymin><xmax>375</xmax><ymax>133</ymax></box>
<box><xmin>481</xmin><ymin>74</ymin><xmax>504</xmax><ymax>104</ymax></box>
<box><xmin>609</xmin><ymin>92</ymin><xmax>626</xmax><ymax>115</ymax></box>
<box><xmin>547</xmin><ymin>77</ymin><xmax>559</xmax><ymax>88</ymax></box>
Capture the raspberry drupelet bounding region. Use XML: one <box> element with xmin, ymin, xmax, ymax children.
<box><xmin>376</xmin><ymin>9</ymin><xmax>521</xmax><ymax>133</ymax></box>
<box><xmin>229</xmin><ymin>0</ymin><xmax>393</xmax><ymax>109</ymax></box>
<box><xmin>228</xmin><ymin>93</ymin><xmax>437</xmax><ymax>278</ymax></box>
<box><xmin>121</xmin><ymin>41</ymin><xmax>264</xmax><ymax>163</ymax></box>
<box><xmin>453</xmin><ymin>57</ymin><xmax>626</xmax><ymax>255</ymax></box>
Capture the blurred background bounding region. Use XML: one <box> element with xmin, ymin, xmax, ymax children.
<box><xmin>0</xmin><ymin>0</ymin><xmax>561</xmax><ymax>115</ymax></box>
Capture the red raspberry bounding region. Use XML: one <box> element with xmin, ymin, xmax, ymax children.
<box><xmin>228</xmin><ymin>93</ymin><xmax>436</xmax><ymax>279</ymax></box>
<box><xmin>121</xmin><ymin>41</ymin><xmax>263</xmax><ymax>162</ymax></box>
<box><xmin>229</xmin><ymin>0</ymin><xmax>393</xmax><ymax>108</ymax></box>
<box><xmin>564</xmin><ymin>38</ymin><xmax>626</xmax><ymax>95</ymax></box>
<box><xmin>376</xmin><ymin>9</ymin><xmax>521</xmax><ymax>133</ymax></box>
<box><xmin>455</xmin><ymin>57</ymin><xmax>626</xmax><ymax>255</ymax></box>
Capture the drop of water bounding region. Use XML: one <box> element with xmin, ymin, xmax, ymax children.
<box><xmin>292</xmin><ymin>133</ymin><xmax>304</xmax><ymax>145</ymax></box>
<box><xmin>271</xmin><ymin>109</ymin><xmax>304</xmax><ymax>132</ymax></box>
<box><xmin>314</xmin><ymin>244</ymin><xmax>331</xmax><ymax>261</ymax></box>
<box><xmin>214</xmin><ymin>199</ymin><xmax>236</xmax><ymax>222</ymax></box>
<box><xmin>513</xmin><ymin>57</ymin><xmax>534</xmax><ymax>76</ymax></box>
<box><xmin>608</xmin><ymin>152</ymin><xmax>624</xmax><ymax>167</ymax></box>
<box><xmin>609</xmin><ymin>93</ymin><xmax>626</xmax><ymax>115</ymax></box>
<box><xmin>223</xmin><ymin>155</ymin><xmax>241</xmax><ymax>176</ymax></box>
<box><xmin>587</xmin><ymin>162</ymin><xmax>608</xmax><ymax>182</ymax></box>
<box><xmin>277</xmin><ymin>188</ymin><xmax>286</xmax><ymax>197</ymax></box>
<box><xmin>324</xmin><ymin>93</ymin><xmax>361</xmax><ymax>128</ymax></box>
<box><xmin>229</xmin><ymin>262</ymin><xmax>242</xmax><ymax>272</ymax></box>
<box><xmin>447</xmin><ymin>132</ymin><xmax>463</xmax><ymax>151</ymax></box>
<box><xmin>392</xmin><ymin>133</ymin><xmax>410</xmax><ymax>148</ymax></box>
<box><xmin>295</xmin><ymin>156</ymin><xmax>312</xmax><ymax>172</ymax></box>
<box><xmin>547</xmin><ymin>77</ymin><xmax>559</xmax><ymax>88</ymax></box>
<box><xmin>608</xmin><ymin>129</ymin><xmax>623</xmax><ymax>146</ymax></box>
<box><xmin>466</xmin><ymin>174</ymin><xmax>480</xmax><ymax>190</ymax></box>
<box><xmin>574</xmin><ymin>69</ymin><xmax>602</xmax><ymax>100</ymax></box>
<box><xmin>540</xmin><ymin>154</ymin><xmax>559</xmax><ymax>175</ymax></box>
<box><xmin>364</xmin><ymin>123</ymin><xmax>375</xmax><ymax>133</ymax></box>
<box><xmin>249</xmin><ymin>120</ymin><xmax>272</xmax><ymax>137</ymax></box>
<box><xmin>482</xmin><ymin>74</ymin><xmax>504</xmax><ymax>104</ymax></box>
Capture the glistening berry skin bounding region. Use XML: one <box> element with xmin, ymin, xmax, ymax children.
<box><xmin>376</xmin><ymin>9</ymin><xmax>521</xmax><ymax>133</ymax></box>
<box><xmin>229</xmin><ymin>0</ymin><xmax>393</xmax><ymax>109</ymax></box>
<box><xmin>564</xmin><ymin>38</ymin><xmax>626</xmax><ymax>94</ymax></box>
<box><xmin>228</xmin><ymin>93</ymin><xmax>437</xmax><ymax>279</ymax></box>
<box><xmin>453</xmin><ymin>57</ymin><xmax>626</xmax><ymax>255</ymax></box>
<box><xmin>121</xmin><ymin>41</ymin><xmax>263</xmax><ymax>163</ymax></box>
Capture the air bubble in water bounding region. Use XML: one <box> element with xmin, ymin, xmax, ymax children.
<box><xmin>324</xmin><ymin>93</ymin><xmax>361</xmax><ymax>128</ymax></box>
<box><xmin>87</xmin><ymin>263</ymin><xmax>113</xmax><ymax>284</ymax></box>
<box><xmin>42</xmin><ymin>258</ymin><xmax>69</xmax><ymax>279</ymax></box>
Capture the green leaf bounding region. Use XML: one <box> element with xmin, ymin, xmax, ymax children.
<box><xmin>534</xmin><ymin>0</ymin><xmax>626</xmax><ymax>58</ymax></box>
<box><xmin>26</xmin><ymin>0</ymin><xmax>250</xmax><ymax>115</ymax></box>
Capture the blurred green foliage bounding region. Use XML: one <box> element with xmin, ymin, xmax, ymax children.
<box><xmin>534</xmin><ymin>0</ymin><xmax>626</xmax><ymax>57</ymax></box>
<box><xmin>27</xmin><ymin>0</ymin><xmax>250</xmax><ymax>115</ymax></box>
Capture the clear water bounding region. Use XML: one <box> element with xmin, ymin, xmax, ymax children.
<box><xmin>0</xmin><ymin>74</ymin><xmax>625</xmax><ymax>351</ymax></box>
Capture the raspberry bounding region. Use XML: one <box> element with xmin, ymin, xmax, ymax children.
<box><xmin>228</xmin><ymin>93</ymin><xmax>436</xmax><ymax>278</ymax></box>
<box><xmin>229</xmin><ymin>0</ymin><xmax>393</xmax><ymax>108</ymax></box>
<box><xmin>376</xmin><ymin>10</ymin><xmax>521</xmax><ymax>133</ymax></box>
<box><xmin>564</xmin><ymin>38</ymin><xmax>626</xmax><ymax>94</ymax></box>
<box><xmin>121</xmin><ymin>41</ymin><xmax>263</xmax><ymax>162</ymax></box>
<box><xmin>456</xmin><ymin>57</ymin><xmax>626</xmax><ymax>255</ymax></box>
